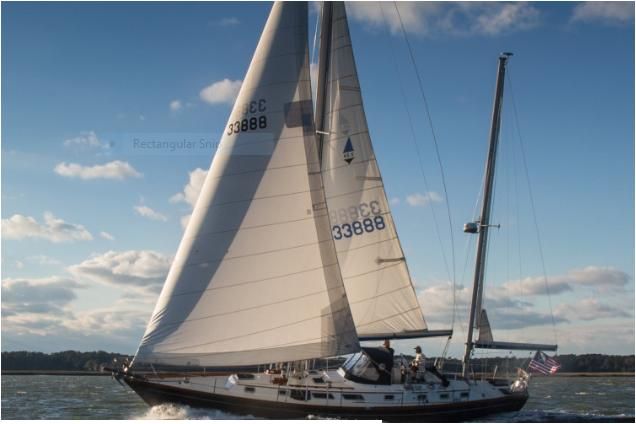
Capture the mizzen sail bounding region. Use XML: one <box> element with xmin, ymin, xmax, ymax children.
<box><xmin>316</xmin><ymin>2</ymin><xmax>429</xmax><ymax>339</ymax></box>
<box><xmin>134</xmin><ymin>2</ymin><xmax>359</xmax><ymax>367</ymax></box>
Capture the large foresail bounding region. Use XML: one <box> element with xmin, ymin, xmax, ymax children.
<box><xmin>134</xmin><ymin>2</ymin><xmax>359</xmax><ymax>367</ymax></box>
<box><xmin>316</xmin><ymin>2</ymin><xmax>428</xmax><ymax>338</ymax></box>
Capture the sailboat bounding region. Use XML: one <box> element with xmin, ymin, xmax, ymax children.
<box><xmin>114</xmin><ymin>2</ymin><xmax>557</xmax><ymax>420</ymax></box>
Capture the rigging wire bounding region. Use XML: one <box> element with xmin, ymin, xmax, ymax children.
<box><xmin>506</xmin><ymin>70</ymin><xmax>559</xmax><ymax>347</ymax></box>
<box><xmin>389</xmin><ymin>2</ymin><xmax>458</xmax><ymax>336</ymax></box>
<box><xmin>378</xmin><ymin>4</ymin><xmax>453</xmax><ymax>290</ymax></box>
<box><xmin>378</xmin><ymin>4</ymin><xmax>456</xmax><ymax>359</ymax></box>
<box><xmin>511</xmin><ymin>113</ymin><xmax>525</xmax><ymax>298</ymax></box>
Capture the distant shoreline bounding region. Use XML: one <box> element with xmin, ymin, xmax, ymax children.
<box><xmin>2</xmin><ymin>370</ymin><xmax>110</xmax><ymax>376</ymax></box>
<box><xmin>532</xmin><ymin>372</ymin><xmax>634</xmax><ymax>377</ymax></box>
<box><xmin>3</xmin><ymin>370</ymin><xmax>634</xmax><ymax>377</ymax></box>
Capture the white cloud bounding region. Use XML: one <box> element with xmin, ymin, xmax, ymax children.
<box><xmin>54</xmin><ymin>160</ymin><xmax>142</xmax><ymax>180</ymax></box>
<box><xmin>63</xmin><ymin>131</ymin><xmax>106</xmax><ymax>149</ymax></box>
<box><xmin>68</xmin><ymin>250</ymin><xmax>171</xmax><ymax>294</ymax></box>
<box><xmin>170</xmin><ymin>168</ymin><xmax>207</xmax><ymax>208</ymax></box>
<box><xmin>406</xmin><ymin>191</ymin><xmax>442</xmax><ymax>207</ymax></box>
<box><xmin>1</xmin><ymin>278</ymin><xmax>152</xmax><ymax>352</ymax></box>
<box><xmin>390</xmin><ymin>197</ymin><xmax>401</xmax><ymax>206</ymax></box>
<box><xmin>472</xmin><ymin>2</ymin><xmax>540</xmax><ymax>35</ymax></box>
<box><xmin>170</xmin><ymin>168</ymin><xmax>208</xmax><ymax>229</ymax></box>
<box><xmin>2</xmin><ymin>276</ymin><xmax>84</xmax><ymax>317</ymax></box>
<box><xmin>15</xmin><ymin>260</ymin><xmax>24</xmax><ymax>269</ymax></box>
<box><xmin>416</xmin><ymin>281</ymin><xmax>554</xmax><ymax>331</ymax></box>
<box><xmin>547</xmin><ymin>322</ymin><xmax>634</xmax><ymax>355</ymax></box>
<box><xmin>487</xmin><ymin>308</ymin><xmax>567</xmax><ymax>330</ymax></box>
<box><xmin>26</xmin><ymin>255</ymin><xmax>62</xmax><ymax>266</ymax></box>
<box><xmin>2</xmin><ymin>212</ymin><xmax>93</xmax><ymax>243</ymax></box>
<box><xmin>219</xmin><ymin>17</ymin><xmax>240</xmax><ymax>26</ymax></box>
<box><xmin>555</xmin><ymin>298</ymin><xmax>631</xmax><ymax>322</ymax></box>
<box><xmin>134</xmin><ymin>205</ymin><xmax>168</xmax><ymax>222</ymax></box>
<box><xmin>571</xmin><ymin>2</ymin><xmax>634</xmax><ymax>25</ymax></box>
<box><xmin>169</xmin><ymin>99</ymin><xmax>183</xmax><ymax>112</ymax></box>
<box><xmin>180</xmin><ymin>214</ymin><xmax>192</xmax><ymax>229</ymax></box>
<box><xmin>200</xmin><ymin>79</ymin><xmax>242</xmax><ymax>105</ymax></box>
<box><xmin>347</xmin><ymin>2</ymin><xmax>433</xmax><ymax>35</ymax></box>
<box><xmin>496</xmin><ymin>266</ymin><xmax>630</xmax><ymax>297</ymax></box>
<box><xmin>100</xmin><ymin>231</ymin><xmax>115</xmax><ymax>241</ymax></box>
<box><xmin>347</xmin><ymin>2</ymin><xmax>540</xmax><ymax>37</ymax></box>
<box><xmin>67</xmin><ymin>306</ymin><xmax>150</xmax><ymax>340</ymax></box>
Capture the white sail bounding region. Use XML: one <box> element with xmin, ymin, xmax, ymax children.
<box><xmin>317</xmin><ymin>2</ymin><xmax>428</xmax><ymax>338</ymax></box>
<box><xmin>134</xmin><ymin>2</ymin><xmax>359</xmax><ymax>367</ymax></box>
<box><xmin>476</xmin><ymin>309</ymin><xmax>494</xmax><ymax>343</ymax></box>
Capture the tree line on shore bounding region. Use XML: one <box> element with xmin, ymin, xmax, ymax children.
<box><xmin>1</xmin><ymin>350</ymin><xmax>130</xmax><ymax>372</ymax></box>
<box><xmin>1</xmin><ymin>350</ymin><xmax>634</xmax><ymax>373</ymax></box>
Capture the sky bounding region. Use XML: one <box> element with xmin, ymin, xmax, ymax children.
<box><xmin>2</xmin><ymin>1</ymin><xmax>634</xmax><ymax>358</ymax></box>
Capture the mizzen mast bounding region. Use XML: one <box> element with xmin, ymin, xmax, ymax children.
<box><xmin>462</xmin><ymin>53</ymin><xmax>557</xmax><ymax>378</ymax></box>
<box><xmin>462</xmin><ymin>52</ymin><xmax>512</xmax><ymax>377</ymax></box>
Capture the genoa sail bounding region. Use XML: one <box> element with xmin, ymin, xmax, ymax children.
<box><xmin>134</xmin><ymin>2</ymin><xmax>359</xmax><ymax>367</ymax></box>
<box><xmin>316</xmin><ymin>2</ymin><xmax>429</xmax><ymax>339</ymax></box>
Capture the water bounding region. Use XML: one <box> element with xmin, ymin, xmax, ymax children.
<box><xmin>1</xmin><ymin>375</ymin><xmax>633</xmax><ymax>420</ymax></box>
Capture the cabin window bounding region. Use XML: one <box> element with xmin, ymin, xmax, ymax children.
<box><xmin>278</xmin><ymin>389</ymin><xmax>287</xmax><ymax>395</ymax></box>
<box><xmin>385</xmin><ymin>395</ymin><xmax>394</xmax><ymax>400</ymax></box>
<box><xmin>343</xmin><ymin>394</ymin><xmax>364</xmax><ymax>401</ymax></box>
<box><xmin>237</xmin><ymin>373</ymin><xmax>255</xmax><ymax>380</ymax></box>
<box><xmin>460</xmin><ymin>392</ymin><xmax>469</xmax><ymax>398</ymax></box>
<box><xmin>418</xmin><ymin>394</ymin><xmax>427</xmax><ymax>401</ymax></box>
<box><xmin>440</xmin><ymin>393</ymin><xmax>449</xmax><ymax>399</ymax></box>
<box><xmin>244</xmin><ymin>387</ymin><xmax>255</xmax><ymax>393</ymax></box>
<box><xmin>312</xmin><ymin>392</ymin><xmax>334</xmax><ymax>399</ymax></box>
<box><xmin>290</xmin><ymin>389</ymin><xmax>309</xmax><ymax>401</ymax></box>
<box><xmin>313</xmin><ymin>377</ymin><xmax>325</xmax><ymax>384</ymax></box>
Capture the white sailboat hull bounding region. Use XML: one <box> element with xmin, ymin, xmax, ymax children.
<box><xmin>122</xmin><ymin>369</ymin><xmax>528</xmax><ymax>421</ymax></box>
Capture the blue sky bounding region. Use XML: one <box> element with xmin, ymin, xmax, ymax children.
<box><xmin>2</xmin><ymin>1</ymin><xmax>634</xmax><ymax>357</ymax></box>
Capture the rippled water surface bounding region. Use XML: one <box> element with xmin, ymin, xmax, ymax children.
<box><xmin>1</xmin><ymin>375</ymin><xmax>633</xmax><ymax>420</ymax></box>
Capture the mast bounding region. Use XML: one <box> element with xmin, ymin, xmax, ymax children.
<box><xmin>315</xmin><ymin>1</ymin><xmax>333</xmax><ymax>165</ymax></box>
<box><xmin>462</xmin><ymin>52</ymin><xmax>512</xmax><ymax>377</ymax></box>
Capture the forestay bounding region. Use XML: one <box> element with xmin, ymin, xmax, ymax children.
<box><xmin>134</xmin><ymin>2</ymin><xmax>359</xmax><ymax>367</ymax></box>
<box><xmin>316</xmin><ymin>2</ymin><xmax>428</xmax><ymax>338</ymax></box>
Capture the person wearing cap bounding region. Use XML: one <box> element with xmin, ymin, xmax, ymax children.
<box><xmin>411</xmin><ymin>345</ymin><xmax>425</xmax><ymax>371</ymax></box>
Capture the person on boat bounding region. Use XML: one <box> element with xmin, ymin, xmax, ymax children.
<box><xmin>383</xmin><ymin>339</ymin><xmax>394</xmax><ymax>356</ymax></box>
<box><xmin>413</xmin><ymin>345</ymin><xmax>425</xmax><ymax>367</ymax></box>
<box><xmin>411</xmin><ymin>345</ymin><xmax>426</xmax><ymax>376</ymax></box>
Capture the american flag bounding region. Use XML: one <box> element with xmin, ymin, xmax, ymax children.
<box><xmin>528</xmin><ymin>350</ymin><xmax>561</xmax><ymax>375</ymax></box>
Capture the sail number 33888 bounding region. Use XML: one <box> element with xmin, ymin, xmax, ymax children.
<box><xmin>227</xmin><ymin>116</ymin><xmax>267</xmax><ymax>135</ymax></box>
<box><xmin>331</xmin><ymin>201</ymin><xmax>386</xmax><ymax>240</ymax></box>
<box><xmin>227</xmin><ymin>98</ymin><xmax>268</xmax><ymax>135</ymax></box>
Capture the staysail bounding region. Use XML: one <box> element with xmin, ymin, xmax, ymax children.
<box><xmin>134</xmin><ymin>2</ymin><xmax>359</xmax><ymax>367</ymax></box>
<box><xmin>316</xmin><ymin>2</ymin><xmax>432</xmax><ymax>339</ymax></box>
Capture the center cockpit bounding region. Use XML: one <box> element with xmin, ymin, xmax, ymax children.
<box><xmin>338</xmin><ymin>347</ymin><xmax>449</xmax><ymax>387</ymax></box>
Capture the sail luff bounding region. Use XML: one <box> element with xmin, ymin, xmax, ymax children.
<box><xmin>315</xmin><ymin>1</ymin><xmax>333</xmax><ymax>165</ymax></box>
<box><xmin>133</xmin><ymin>2</ymin><xmax>359</xmax><ymax>368</ymax></box>
<box><xmin>318</xmin><ymin>2</ymin><xmax>428</xmax><ymax>338</ymax></box>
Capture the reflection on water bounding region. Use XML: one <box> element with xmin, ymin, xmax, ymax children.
<box><xmin>1</xmin><ymin>375</ymin><xmax>634</xmax><ymax>420</ymax></box>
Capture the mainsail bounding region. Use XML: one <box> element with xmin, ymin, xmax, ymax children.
<box><xmin>316</xmin><ymin>2</ymin><xmax>430</xmax><ymax>339</ymax></box>
<box><xmin>134</xmin><ymin>2</ymin><xmax>359</xmax><ymax>367</ymax></box>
